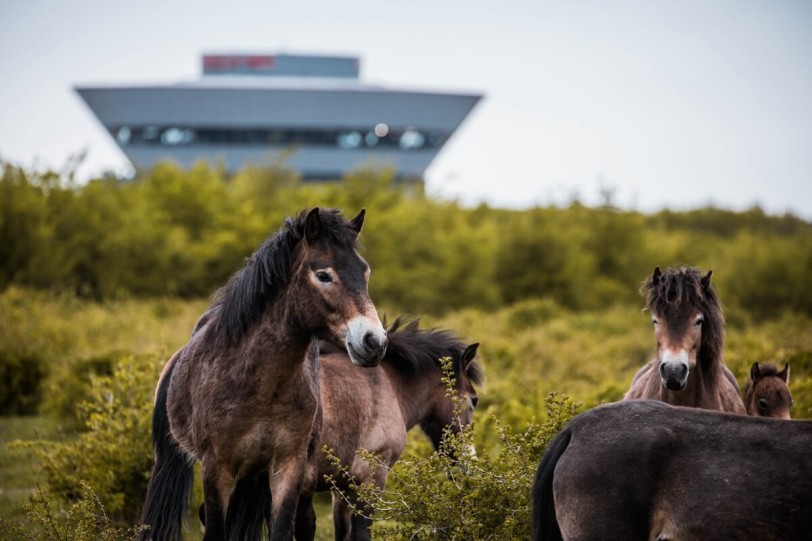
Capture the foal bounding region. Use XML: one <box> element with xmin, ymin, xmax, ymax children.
<box><xmin>744</xmin><ymin>362</ymin><xmax>792</xmax><ymax>419</ymax></box>
<box><xmin>625</xmin><ymin>267</ymin><xmax>745</xmax><ymax>413</ymax></box>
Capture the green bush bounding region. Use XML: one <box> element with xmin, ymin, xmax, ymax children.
<box><xmin>326</xmin><ymin>359</ymin><xmax>580</xmax><ymax>540</ymax></box>
<box><xmin>39</xmin><ymin>353</ymin><xmax>117</xmax><ymax>423</ymax></box>
<box><xmin>0</xmin><ymin>482</ymin><xmax>142</xmax><ymax>541</ymax></box>
<box><xmin>17</xmin><ymin>355</ymin><xmax>159</xmax><ymax>523</ymax></box>
<box><xmin>3</xmin><ymin>159</ymin><xmax>812</xmax><ymax>319</ymax></box>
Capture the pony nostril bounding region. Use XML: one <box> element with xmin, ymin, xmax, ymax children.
<box><xmin>679</xmin><ymin>364</ymin><xmax>688</xmax><ymax>379</ymax></box>
<box><xmin>363</xmin><ymin>331</ymin><xmax>376</xmax><ymax>349</ymax></box>
<box><xmin>363</xmin><ymin>331</ymin><xmax>386</xmax><ymax>353</ymax></box>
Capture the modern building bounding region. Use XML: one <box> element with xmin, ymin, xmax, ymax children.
<box><xmin>75</xmin><ymin>53</ymin><xmax>482</xmax><ymax>180</ymax></box>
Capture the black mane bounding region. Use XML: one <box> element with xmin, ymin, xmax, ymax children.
<box><xmin>211</xmin><ymin>208</ymin><xmax>361</xmax><ymax>345</ymax></box>
<box><xmin>383</xmin><ymin>317</ymin><xmax>483</xmax><ymax>386</ymax></box>
<box><xmin>641</xmin><ymin>266</ymin><xmax>725</xmax><ymax>367</ymax></box>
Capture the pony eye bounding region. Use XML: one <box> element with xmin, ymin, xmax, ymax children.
<box><xmin>652</xmin><ymin>318</ymin><xmax>659</xmax><ymax>326</ymax></box>
<box><xmin>470</xmin><ymin>396</ymin><xmax>479</xmax><ymax>409</ymax></box>
<box><xmin>694</xmin><ymin>317</ymin><xmax>704</xmax><ymax>327</ymax></box>
<box><xmin>757</xmin><ymin>398</ymin><xmax>768</xmax><ymax>410</ymax></box>
<box><xmin>315</xmin><ymin>271</ymin><xmax>332</xmax><ymax>283</ymax></box>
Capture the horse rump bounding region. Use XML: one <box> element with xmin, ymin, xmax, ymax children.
<box><xmin>138</xmin><ymin>357</ymin><xmax>194</xmax><ymax>541</ymax></box>
<box><xmin>532</xmin><ymin>428</ymin><xmax>571</xmax><ymax>541</ymax></box>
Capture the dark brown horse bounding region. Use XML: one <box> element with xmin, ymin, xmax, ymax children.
<box><xmin>138</xmin><ymin>208</ymin><xmax>388</xmax><ymax>541</ymax></box>
<box><xmin>199</xmin><ymin>318</ymin><xmax>483</xmax><ymax>541</ymax></box>
<box><xmin>745</xmin><ymin>362</ymin><xmax>792</xmax><ymax>419</ymax></box>
<box><xmin>532</xmin><ymin>400</ymin><xmax>812</xmax><ymax>541</ymax></box>
<box><xmin>624</xmin><ymin>266</ymin><xmax>745</xmax><ymax>413</ymax></box>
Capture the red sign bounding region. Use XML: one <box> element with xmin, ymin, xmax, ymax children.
<box><xmin>203</xmin><ymin>55</ymin><xmax>276</xmax><ymax>73</ymax></box>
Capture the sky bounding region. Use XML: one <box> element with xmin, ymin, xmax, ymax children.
<box><xmin>1</xmin><ymin>0</ymin><xmax>811</xmax><ymax>218</ymax></box>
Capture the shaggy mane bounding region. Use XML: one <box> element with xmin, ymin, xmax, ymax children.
<box><xmin>211</xmin><ymin>208</ymin><xmax>361</xmax><ymax>345</ymax></box>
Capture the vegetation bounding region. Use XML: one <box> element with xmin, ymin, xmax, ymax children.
<box><xmin>0</xmin><ymin>159</ymin><xmax>810</xmax><ymax>539</ymax></box>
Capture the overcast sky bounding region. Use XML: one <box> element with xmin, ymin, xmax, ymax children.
<box><xmin>1</xmin><ymin>0</ymin><xmax>810</xmax><ymax>218</ymax></box>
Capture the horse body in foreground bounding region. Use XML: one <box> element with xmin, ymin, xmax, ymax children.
<box><xmin>625</xmin><ymin>266</ymin><xmax>745</xmax><ymax>413</ymax></box>
<box><xmin>745</xmin><ymin>361</ymin><xmax>792</xmax><ymax>419</ymax></box>
<box><xmin>204</xmin><ymin>318</ymin><xmax>482</xmax><ymax>541</ymax></box>
<box><xmin>138</xmin><ymin>208</ymin><xmax>388</xmax><ymax>541</ymax></box>
<box><xmin>532</xmin><ymin>400</ymin><xmax>812</xmax><ymax>541</ymax></box>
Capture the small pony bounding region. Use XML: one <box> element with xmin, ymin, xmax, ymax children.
<box><xmin>625</xmin><ymin>266</ymin><xmax>745</xmax><ymax>413</ymax></box>
<box><xmin>744</xmin><ymin>362</ymin><xmax>792</xmax><ymax>419</ymax></box>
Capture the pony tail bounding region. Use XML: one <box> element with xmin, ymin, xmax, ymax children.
<box><xmin>225</xmin><ymin>472</ymin><xmax>271</xmax><ymax>541</ymax></box>
<box><xmin>138</xmin><ymin>357</ymin><xmax>194</xmax><ymax>541</ymax></box>
<box><xmin>532</xmin><ymin>429</ymin><xmax>571</xmax><ymax>541</ymax></box>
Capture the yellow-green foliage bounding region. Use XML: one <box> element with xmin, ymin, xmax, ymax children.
<box><xmin>324</xmin><ymin>360</ymin><xmax>580</xmax><ymax>540</ymax></box>
<box><xmin>3</xmin><ymin>160</ymin><xmax>812</xmax><ymax>317</ymax></box>
<box><xmin>1</xmin><ymin>160</ymin><xmax>811</xmax><ymax>538</ymax></box>
<box><xmin>2</xmin><ymin>293</ymin><xmax>811</xmax><ymax>538</ymax></box>
<box><xmin>0</xmin><ymin>483</ymin><xmax>142</xmax><ymax>541</ymax></box>
<box><xmin>13</xmin><ymin>356</ymin><xmax>160</xmax><ymax>524</ymax></box>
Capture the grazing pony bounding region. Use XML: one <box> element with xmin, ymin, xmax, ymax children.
<box><xmin>138</xmin><ymin>208</ymin><xmax>388</xmax><ymax>541</ymax></box>
<box><xmin>200</xmin><ymin>318</ymin><xmax>483</xmax><ymax>541</ymax></box>
<box><xmin>744</xmin><ymin>362</ymin><xmax>792</xmax><ymax>419</ymax></box>
<box><xmin>532</xmin><ymin>400</ymin><xmax>812</xmax><ymax>541</ymax></box>
<box><xmin>624</xmin><ymin>266</ymin><xmax>745</xmax><ymax>413</ymax></box>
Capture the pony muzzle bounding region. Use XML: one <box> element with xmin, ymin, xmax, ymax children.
<box><xmin>659</xmin><ymin>358</ymin><xmax>689</xmax><ymax>391</ymax></box>
<box><xmin>345</xmin><ymin>316</ymin><xmax>387</xmax><ymax>367</ymax></box>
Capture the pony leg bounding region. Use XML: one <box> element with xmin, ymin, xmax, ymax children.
<box><xmin>349</xmin><ymin>510</ymin><xmax>372</xmax><ymax>541</ymax></box>
<box><xmin>347</xmin><ymin>467</ymin><xmax>389</xmax><ymax>541</ymax></box>
<box><xmin>331</xmin><ymin>491</ymin><xmax>351</xmax><ymax>541</ymax></box>
<box><xmin>294</xmin><ymin>492</ymin><xmax>316</xmax><ymax>541</ymax></box>
<box><xmin>268</xmin><ymin>457</ymin><xmax>306</xmax><ymax>541</ymax></box>
<box><xmin>331</xmin><ymin>488</ymin><xmax>373</xmax><ymax>541</ymax></box>
<box><xmin>201</xmin><ymin>461</ymin><xmax>232</xmax><ymax>541</ymax></box>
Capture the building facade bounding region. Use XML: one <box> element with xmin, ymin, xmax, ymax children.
<box><xmin>75</xmin><ymin>53</ymin><xmax>481</xmax><ymax>180</ymax></box>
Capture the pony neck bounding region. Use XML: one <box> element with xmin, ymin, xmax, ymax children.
<box><xmin>383</xmin><ymin>363</ymin><xmax>444</xmax><ymax>430</ymax></box>
<box><xmin>210</xmin><ymin>296</ymin><xmax>317</xmax><ymax>378</ymax></box>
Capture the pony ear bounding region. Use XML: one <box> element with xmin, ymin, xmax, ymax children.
<box><xmin>652</xmin><ymin>266</ymin><xmax>662</xmax><ymax>286</ymax></box>
<box><xmin>304</xmin><ymin>208</ymin><xmax>321</xmax><ymax>243</ymax></box>
<box><xmin>701</xmin><ymin>270</ymin><xmax>713</xmax><ymax>290</ymax></box>
<box><xmin>778</xmin><ymin>363</ymin><xmax>790</xmax><ymax>383</ymax></box>
<box><xmin>750</xmin><ymin>362</ymin><xmax>761</xmax><ymax>381</ymax></box>
<box><xmin>462</xmin><ymin>343</ymin><xmax>480</xmax><ymax>369</ymax></box>
<box><xmin>350</xmin><ymin>208</ymin><xmax>366</xmax><ymax>235</ymax></box>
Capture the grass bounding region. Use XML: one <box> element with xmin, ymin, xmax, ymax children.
<box><xmin>1</xmin><ymin>290</ymin><xmax>811</xmax><ymax>538</ymax></box>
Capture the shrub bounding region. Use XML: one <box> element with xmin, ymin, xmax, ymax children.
<box><xmin>0</xmin><ymin>482</ymin><xmax>142</xmax><ymax>541</ymax></box>
<box><xmin>326</xmin><ymin>358</ymin><xmax>580</xmax><ymax>540</ymax></box>
<box><xmin>16</xmin><ymin>355</ymin><xmax>160</xmax><ymax>524</ymax></box>
<box><xmin>38</xmin><ymin>353</ymin><xmax>117</xmax><ymax>423</ymax></box>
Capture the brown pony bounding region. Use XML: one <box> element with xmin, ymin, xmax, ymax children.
<box><xmin>138</xmin><ymin>208</ymin><xmax>388</xmax><ymax>541</ymax></box>
<box><xmin>624</xmin><ymin>266</ymin><xmax>745</xmax><ymax>413</ymax></box>
<box><xmin>744</xmin><ymin>362</ymin><xmax>792</xmax><ymax>419</ymax></box>
<box><xmin>532</xmin><ymin>400</ymin><xmax>812</xmax><ymax>541</ymax></box>
<box><xmin>198</xmin><ymin>318</ymin><xmax>483</xmax><ymax>541</ymax></box>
